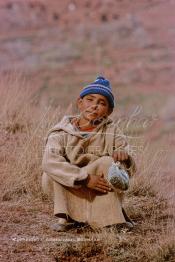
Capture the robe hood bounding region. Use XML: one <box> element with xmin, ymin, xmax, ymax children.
<box><xmin>46</xmin><ymin>115</ymin><xmax>114</xmax><ymax>141</ymax></box>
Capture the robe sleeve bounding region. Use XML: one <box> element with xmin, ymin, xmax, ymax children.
<box><xmin>113</xmin><ymin>128</ymin><xmax>137</xmax><ymax>177</ymax></box>
<box><xmin>42</xmin><ymin>132</ymin><xmax>88</xmax><ymax>188</ymax></box>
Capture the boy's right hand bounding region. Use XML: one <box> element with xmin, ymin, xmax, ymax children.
<box><xmin>86</xmin><ymin>174</ymin><xmax>112</xmax><ymax>193</ymax></box>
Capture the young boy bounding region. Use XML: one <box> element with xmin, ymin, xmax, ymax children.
<box><xmin>42</xmin><ymin>76</ymin><xmax>136</xmax><ymax>231</ymax></box>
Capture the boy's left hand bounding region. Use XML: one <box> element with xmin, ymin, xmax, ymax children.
<box><xmin>112</xmin><ymin>150</ymin><xmax>128</xmax><ymax>162</ymax></box>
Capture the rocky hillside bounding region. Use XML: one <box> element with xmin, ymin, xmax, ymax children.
<box><xmin>0</xmin><ymin>0</ymin><xmax>171</xmax><ymax>32</ymax></box>
<box><xmin>0</xmin><ymin>0</ymin><xmax>174</xmax><ymax>94</ymax></box>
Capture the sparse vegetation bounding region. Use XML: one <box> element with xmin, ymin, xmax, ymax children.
<box><xmin>0</xmin><ymin>74</ymin><xmax>174</xmax><ymax>261</ymax></box>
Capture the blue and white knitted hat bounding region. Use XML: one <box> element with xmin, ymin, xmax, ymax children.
<box><xmin>79</xmin><ymin>76</ymin><xmax>115</xmax><ymax>108</ymax></box>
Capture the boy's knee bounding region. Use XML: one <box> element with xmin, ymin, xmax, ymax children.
<box><xmin>94</xmin><ymin>156</ymin><xmax>113</xmax><ymax>176</ymax></box>
<box><xmin>42</xmin><ymin>172</ymin><xmax>53</xmax><ymax>196</ymax></box>
<box><xmin>97</xmin><ymin>155</ymin><xmax>113</xmax><ymax>167</ymax></box>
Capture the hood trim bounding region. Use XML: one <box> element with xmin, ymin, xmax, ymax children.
<box><xmin>46</xmin><ymin>114</ymin><xmax>113</xmax><ymax>141</ymax></box>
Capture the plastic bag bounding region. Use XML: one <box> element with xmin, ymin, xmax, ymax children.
<box><xmin>107</xmin><ymin>161</ymin><xmax>129</xmax><ymax>191</ymax></box>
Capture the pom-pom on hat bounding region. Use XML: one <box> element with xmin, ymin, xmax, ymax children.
<box><xmin>79</xmin><ymin>76</ymin><xmax>115</xmax><ymax>108</ymax></box>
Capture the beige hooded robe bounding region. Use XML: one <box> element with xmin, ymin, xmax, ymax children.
<box><xmin>42</xmin><ymin>115</ymin><xmax>136</xmax><ymax>228</ymax></box>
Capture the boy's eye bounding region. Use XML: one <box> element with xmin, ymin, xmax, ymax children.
<box><xmin>87</xmin><ymin>98</ymin><xmax>93</xmax><ymax>101</ymax></box>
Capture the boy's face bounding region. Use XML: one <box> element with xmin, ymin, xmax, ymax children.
<box><xmin>77</xmin><ymin>93</ymin><xmax>113</xmax><ymax>122</ymax></box>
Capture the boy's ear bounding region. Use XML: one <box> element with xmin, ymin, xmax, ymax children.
<box><xmin>108</xmin><ymin>107</ymin><xmax>113</xmax><ymax>115</ymax></box>
<box><xmin>76</xmin><ymin>97</ymin><xmax>83</xmax><ymax>110</ymax></box>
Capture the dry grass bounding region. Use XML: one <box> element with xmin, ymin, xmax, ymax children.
<box><xmin>0</xmin><ymin>73</ymin><xmax>64</xmax><ymax>201</ymax></box>
<box><xmin>0</xmin><ymin>74</ymin><xmax>174</xmax><ymax>262</ymax></box>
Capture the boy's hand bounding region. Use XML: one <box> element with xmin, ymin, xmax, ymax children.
<box><xmin>112</xmin><ymin>150</ymin><xmax>128</xmax><ymax>162</ymax></box>
<box><xmin>86</xmin><ymin>174</ymin><xmax>112</xmax><ymax>193</ymax></box>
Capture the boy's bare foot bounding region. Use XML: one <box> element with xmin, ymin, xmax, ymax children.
<box><xmin>50</xmin><ymin>216</ymin><xmax>89</xmax><ymax>232</ymax></box>
<box><xmin>106</xmin><ymin>222</ymin><xmax>135</xmax><ymax>232</ymax></box>
<box><xmin>50</xmin><ymin>222</ymin><xmax>75</xmax><ymax>232</ymax></box>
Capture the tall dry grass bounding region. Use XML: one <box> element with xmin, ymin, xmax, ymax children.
<box><xmin>0</xmin><ymin>73</ymin><xmax>174</xmax><ymax>261</ymax></box>
<box><xmin>0</xmin><ymin>73</ymin><xmax>64</xmax><ymax>201</ymax></box>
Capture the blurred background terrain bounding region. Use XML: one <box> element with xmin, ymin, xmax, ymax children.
<box><xmin>0</xmin><ymin>0</ymin><xmax>174</xmax><ymax>261</ymax></box>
